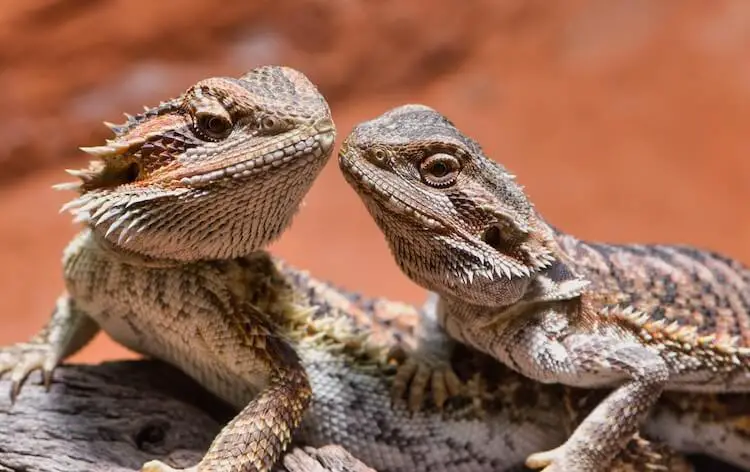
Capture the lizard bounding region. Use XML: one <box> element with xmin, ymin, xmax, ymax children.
<box><xmin>0</xmin><ymin>65</ymin><xmax>337</xmax><ymax>472</ymax></box>
<box><xmin>338</xmin><ymin>103</ymin><xmax>750</xmax><ymax>472</ymax></box>
<box><xmin>0</xmin><ymin>74</ymin><xmax>736</xmax><ymax>472</ymax></box>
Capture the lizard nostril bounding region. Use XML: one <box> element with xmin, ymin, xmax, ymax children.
<box><xmin>315</xmin><ymin>117</ymin><xmax>335</xmax><ymax>134</ymax></box>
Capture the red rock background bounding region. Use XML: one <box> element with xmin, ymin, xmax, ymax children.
<box><xmin>0</xmin><ymin>0</ymin><xmax>748</xmax><ymax>362</ymax></box>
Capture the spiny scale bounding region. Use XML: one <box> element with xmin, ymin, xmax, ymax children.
<box><xmin>607</xmin><ymin>305</ymin><xmax>750</xmax><ymax>356</ymax></box>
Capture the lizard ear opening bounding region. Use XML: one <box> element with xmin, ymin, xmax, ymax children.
<box><xmin>481</xmin><ymin>217</ymin><xmax>528</xmax><ymax>251</ymax></box>
<box><xmin>481</xmin><ymin>219</ymin><xmax>555</xmax><ymax>274</ymax></box>
<box><xmin>524</xmin><ymin>258</ymin><xmax>590</xmax><ymax>303</ymax></box>
<box><xmin>482</xmin><ymin>225</ymin><xmax>504</xmax><ymax>250</ymax></box>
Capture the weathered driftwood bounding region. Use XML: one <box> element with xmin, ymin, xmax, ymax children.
<box><xmin>0</xmin><ymin>361</ymin><xmax>741</xmax><ymax>472</ymax></box>
<box><xmin>0</xmin><ymin>361</ymin><xmax>373</xmax><ymax>472</ymax></box>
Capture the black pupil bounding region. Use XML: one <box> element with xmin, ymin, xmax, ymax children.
<box><xmin>206</xmin><ymin>117</ymin><xmax>227</xmax><ymax>134</ymax></box>
<box><xmin>431</xmin><ymin>161</ymin><xmax>449</xmax><ymax>177</ymax></box>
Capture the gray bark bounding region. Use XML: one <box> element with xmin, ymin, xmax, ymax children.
<box><xmin>0</xmin><ymin>361</ymin><xmax>373</xmax><ymax>472</ymax></box>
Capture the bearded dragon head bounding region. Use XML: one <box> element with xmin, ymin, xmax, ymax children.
<box><xmin>58</xmin><ymin>66</ymin><xmax>335</xmax><ymax>261</ymax></box>
<box><xmin>339</xmin><ymin>104</ymin><xmax>583</xmax><ymax>308</ymax></box>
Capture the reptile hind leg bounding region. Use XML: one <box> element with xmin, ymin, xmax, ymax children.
<box><xmin>0</xmin><ymin>294</ymin><xmax>99</xmax><ymax>402</ymax></box>
<box><xmin>390</xmin><ymin>293</ymin><xmax>462</xmax><ymax>411</ymax></box>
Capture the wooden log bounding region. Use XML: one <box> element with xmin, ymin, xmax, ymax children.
<box><xmin>0</xmin><ymin>361</ymin><xmax>373</xmax><ymax>472</ymax></box>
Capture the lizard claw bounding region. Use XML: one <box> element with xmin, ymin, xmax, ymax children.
<box><xmin>141</xmin><ymin>460</ymin><xmax>198</xmax><ymax>472</ymax></box>
<box><xmin>526</xmin><ymin>446</ymin><xmax>566</xmax><ymax>472</ymax></box>
<box><xmin>388</xmin><ymin>345</ymin><xmax>462</xmax><ymax>412</ymax></box>
<box><xmin>0</xmin><ymin>342</ymin><xmax>58</xmax><ymax>404</ymax></box>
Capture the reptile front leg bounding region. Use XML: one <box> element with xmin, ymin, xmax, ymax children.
<box><xmin>143</xmin><ymin>368</ymin><xmax>310</xmax><ymax>472</ymax></box>
<box><xmin>141</xmin><ymin>301</ymin><xmax>312</xmax><ymax>472</ymax></box>
<box><xmin>561</xmin><ymin>388</ymin><xmax>694</xmax><ymax>472</ymax></box>
<box><xmin>0</xmin><ymin>294</ymin><xmax>99</xmax><ymax>402</ymax></box>
<box><xmin>506</xmin><ymin>311</ymin><xmax>669</xmax><ymax>471</ymax></box>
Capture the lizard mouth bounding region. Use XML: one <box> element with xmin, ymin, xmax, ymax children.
<box><xmin>176</xmin><ymin>126</ymin><xmax>336</xmax><ymax>187</ymax></box>
<box><xmin>339</xmin><ymin>149</ymin><xmax>447</xmax><ymax>232</ymax></box>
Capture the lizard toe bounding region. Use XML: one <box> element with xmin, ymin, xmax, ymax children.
<box><xmin>392</xmin><ymin>354</ymin><xmax>464</xmax><ymax>412</ymax></box>
<box><xmin>0</xmin><ymin>342</ymin><xmax>57</xmax><ymax>403</ymax></box>
<box><xmin>526</xmin><ymin>445</ymin><xmax>564</xmax><ymax>470</ymax></box>
<box><xmin>391</xmin><ymin>357</ymin><xmax>418</xmax><ymax>405</ymax></box>
<box><xmin>140</xmin><ymin>460</ymin><xmax>197</xmax><ymax>472</ymax></box>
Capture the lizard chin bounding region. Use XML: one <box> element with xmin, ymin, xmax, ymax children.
<box><xmin>384</xmin><ymin>224</ymin><xmax>535</xmax><ymax>308</ymax></box>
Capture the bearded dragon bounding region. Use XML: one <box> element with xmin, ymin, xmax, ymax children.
<box><xmin>339</xmin><ymin>103</ymin><xmax>750</xmax><ymax>471</ymax></box>
<box><xmin>0</xmin><ymin>65</ymin><xmax>336</xmax><ymax>472</ymax></box>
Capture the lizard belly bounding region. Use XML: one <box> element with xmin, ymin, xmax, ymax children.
<box><xmin>86</xmin><ymin>302</ymin><xmax>260</xmax><ymax>409</ymax></box>
<box><xmin>64</xmin><ymin>232</ymin><xmax>265</xmax><ymax>409</ymax></box>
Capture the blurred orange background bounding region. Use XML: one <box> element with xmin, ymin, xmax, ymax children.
<box><xmin>0</xmin><ymin>0</ymin><xmax>748</xmax><ymax>363</ymax></box>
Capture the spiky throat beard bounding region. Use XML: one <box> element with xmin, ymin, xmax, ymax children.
<box><xmin>61</xmin><ymin>155</ymin><xmax>327</xmax><ymax>262</ymax></box>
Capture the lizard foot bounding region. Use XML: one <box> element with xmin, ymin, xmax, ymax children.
<box><xmin>141</xmin><ymin>460</ymin><xmax>198</xmax><ymax>472</ymax></box>
<box><xmin>0</xmin><ymin>342</ymin><xmax>56</xmax><ymax>403</ymax></box>
<box><xmin>388</xmin><ymin>345</ymin><xmax>462</xmax><ymax>412</ymax></box>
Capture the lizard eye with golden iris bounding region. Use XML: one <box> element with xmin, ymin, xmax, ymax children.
<box><xmin>419</xmin><ymin>153</ymin><xmax>460</xmax><ymax>187</ymax></box>
<box><xmin>195</xmin><ymin>114</ymin><xmax>232</xmax><ymax>140</ymax></box>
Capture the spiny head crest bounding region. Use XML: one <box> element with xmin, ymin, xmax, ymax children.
<box><xmin>57</xmin><ymin>66</ymin><xmax>336</xmax><ymax>261</ymax></box>
<box><xmin>339</xmin><ymin>104</ymin><xmax>559</xmax><ymax>307</ymax></box>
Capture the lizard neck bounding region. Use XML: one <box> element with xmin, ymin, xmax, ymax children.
<box><xmin>88</xmin><ymin>227</ymin><xmax>187</xmax><ymax>268</ymax></box>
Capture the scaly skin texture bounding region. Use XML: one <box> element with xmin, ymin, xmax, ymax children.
<box><xmin>0</xmin><ymin>66</ymin><xmax>336</xmax><ymax>472</ymax></box>
<box><xmin>224</xmin><ymin>254</ymin><xmax>704</xmax><ymax>472</ymax></box>
<box><xmin>339</xmin><ymin>104</ymin><xmax>750</xmax><ymax>471</ymax></box>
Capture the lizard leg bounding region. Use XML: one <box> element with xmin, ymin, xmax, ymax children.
<box><xmin>142</xmin><ymin>301</ymin><xmax>312</xmax><ymax>472</ymax></box>
<box><xmin>513</xmin><ymin>329</ymin><xmax>669</xmax><ymax>472</ymax></box>
<box><xmin>142</xmin><ymin>366</ymin><xmax>311</xmax><ymax>472</ymax></box>
<box><xmin>390</xmin><ymin>292</ymin><xmax>462</xmax><ymax>411</ymax></box>
<box><xmin>0</xmin><ymin>294</ymin><xmax>99</xmax><ymax>403</ymax></box>
<box><xmin>562</xmin><ymin>389</ymin><xmax>694</xmax><ymax>472</ymax></box>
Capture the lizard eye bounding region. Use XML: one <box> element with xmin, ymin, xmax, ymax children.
<box><xmin>195</xmin><ymin>113</ymin><xmax>232</xmax><ymax>140</ymax></box>
<box><xmin>419</xmin><ymin>153</ymin><xmax>460</xmax><ymax>187</ymax></box>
